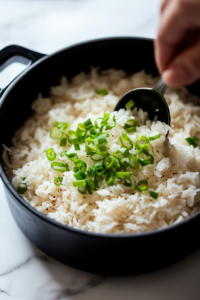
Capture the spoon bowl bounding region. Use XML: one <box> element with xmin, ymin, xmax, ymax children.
<box><xmin>114</xmin><ymin>78</ymin><xmax>171</xmax><ymax>126</ymax></box>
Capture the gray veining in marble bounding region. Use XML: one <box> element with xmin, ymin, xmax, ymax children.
<box><xmin>1</xmin><ymin>0</ymin><xmax>200</xmax><ymax>299</ymax></box>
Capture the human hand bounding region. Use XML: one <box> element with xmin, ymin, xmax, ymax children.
<box><xmin>155</xmin><ymin>0</ymin><xmax>200</xmax><ymax>87</ymax></box>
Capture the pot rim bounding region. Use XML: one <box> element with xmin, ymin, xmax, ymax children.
<box><xmin>1</xmin><ymin>36</ymin><xmax>199</xmax><ymax>240</ymax></box>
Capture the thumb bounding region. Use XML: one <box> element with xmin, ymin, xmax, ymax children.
<box><xmin>163</xmin><ymin>39</ymin><xmax>200</xmax><ymax>87</ymax></box>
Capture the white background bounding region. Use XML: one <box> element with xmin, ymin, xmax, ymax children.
<box><xmin>1</xmin><ymin>1</ymin><xmax>200</xmax><ymax>299</ymax></box>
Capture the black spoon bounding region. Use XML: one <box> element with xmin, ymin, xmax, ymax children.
<box><xmin>114</xmin><ymin>77</ymin><xmax>171</xmax><ymax>126</ymax></box>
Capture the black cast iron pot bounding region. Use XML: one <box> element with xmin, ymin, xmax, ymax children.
<box><xmin>0</xmin><ymin>38</ymin><xmax>200</xmax><ymax>276</ymax></box>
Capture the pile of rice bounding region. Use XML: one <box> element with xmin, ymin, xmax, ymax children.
<box><xmin>2</xmin><ymin>68</ymin><xmax>200</xmax><ymax>234</ymax></box>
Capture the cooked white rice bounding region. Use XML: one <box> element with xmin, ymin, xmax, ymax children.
<box><xmin>2</xmin><ymin>68</ymin><xmax>200</xmax><ymax>234</ymax></box>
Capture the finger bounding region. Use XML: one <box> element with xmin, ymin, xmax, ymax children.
<box><xmin>163</xmin><ymin>38</ymin><xmax>200</xmax><ymax>86</ymax></box>
<box><xmin>156</xmin><ymin>0</ymin><xmax>200</xmax><ymax>73</ymax></box>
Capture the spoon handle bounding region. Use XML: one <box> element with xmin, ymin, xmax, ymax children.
<box><xmin>153</xmin><ymin>77</ymin><xmax>168</xmax><ymax>96</ymax></box>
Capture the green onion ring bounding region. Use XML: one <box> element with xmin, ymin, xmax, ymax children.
<box><xmin>54</xmin><ymin>176</ymin><xmax>63</xmax><ymax>186</ymax></box>
<box><xmin>134</xmin><ymin>180</ymin><xmax>148</xmax><ymax>192</ymax></box>
<box><xmin>105</xmin><ymin>170</ymin><xmax>115</xmax><ymax>186</ymax></box>
<box><xmin>125</xmin><ymin>100</ymin><xmax>135</xmax><ymax>110</ymax></box>
<box><xmin>51</xmin><ymin>162</ymin><xmax>69</xmax><ymax>172</ymax></box>
<box><xmin>128</xmin><ymin>154</ymin><xmax>140</xmax><ymax>169</ymax></box>
<box><xmin>119</xmin><ymin>133</ymin><xmax>133</xmax><ymax>150</ymax></box>
<box><xmin>137</xmin><ymin>149</ymin><xmax>154</xmax><ymax>166</ymax></box>
<box><xmin>46</xmin><ymin>148</ymin><xmax>56</xmax><ymax>161</ymax></box>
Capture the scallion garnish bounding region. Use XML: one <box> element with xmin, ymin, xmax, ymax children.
<box><xmin>86</xmin><ymin>178</ymin><xmax>96</xmax><ymax>191</ymax></box>
<box><xmin>50</xmin><ymin>127</ymin><xmax>63</xmax><ymax>139</ymax></box>
<box><xmin>73</xmin><ymin>160</ymin><xmax>87</xmax><ymax>173</ymax></box>
<box><xmin>134</xmin><ymin>180</ymin><xmax>148</xmax><ymax>192</ymax></box>
<box><xmin>95</xmin><ymin>89</ymin><xmax>109</xmax><ymax>96</ymax></box>
<box><xmin>125</xmin><ymin>100</ymin><xmax>135</xmax><ymax>110</ymax></box>
<box><xmin>85</xmin><ymin>137</ymin><xmax>97</xmax><ymax>154</ymax></box>
<box><xmin>74</xmin><ymin>171</ymin><xmax>85</xmax><ymax>180</ymax></box>
<box><xmin>22</xmin><ymin>177</ymin><xmax>26</xmax><ymax>181</ymax></box>
<box><xmin>74</xmin><ymin>144</ymin><xmax>80</xmax><ymax>151</ymax></box>
<box><xmin>68</xmin><ymin>131</ymin><xmax>79</xmax><ymax>144</ymax></box>
<box><xmin>60</xmin><ymin>150</ymin><xmax>68</xmax><ymax>157</ymax></box>
<box><xmin>104</xmin><ymin>156</ymin><xmax>120</xmax><ymax>170</ymax></box>
<box><xmin>83</xmin><ymin>118</ymin><xmax>93</xmax><ymax>130</ymax></box>
<box><xmin>185</xmin><ymin>136</ymin><xmax>199</xmax><ymax>148</ymax></box>
<box><xmin>119</xmin><ymin>133</ymin><xmax>133</xmax><ymax>150</ymax></box>
<box><xmin>54</xmin><ymin>177</ymin><xmax>63</xmax><ymax>186</ymax></box>
<box><xmin>150</xmin><ymin>191</ymin><xmax>159</xmax><ymax>199</ymax></box>
<box><xmin>76</xmin><ymin>123</ymin><xmax>86</xmax><ymax>133</ymax></box>
<box><xmin>78</xmin><ymin>186</ymin><xmax>87</xmax><ymax>194</ymax></box>
<box><xmin>60</xmin><ymin>138</ymin><xmax>67</xmax><ymax>147</ymax></box>
<box><xmin>46</xmin><ymin>148</ymin><xmax>57</xmax><ymax>161</ymax></box>
<box><xmin>91</xmin><ymin>151</ymin><xmax>109</xmax><ymax>161</ymax></box>
<box><xmin>137</xmin><ymin>149</ymin><xmax>154</xmax><ymax>166</ymax></box>
<box><xmin>128</xmin><ymin>154</ymin><xmax>140</xmax><ymax>169</ymax></box>
<box><xmin>73</xmin><ymin>180</ymin><xmax>86</xmax><ymax>187</ymax></box>
<box><xmin>149</xmin><ymin>134</ymin><xmax>161</xmax><ymax>141</ymax></box>
<box><xmin>135</xmin><ymin>135</ymin><xmax>149</xmax><ymax>151</ymax></box>
<box><xmin>51</xmin><ymin>162</ymin><xmax>69</xmax><ymax>172</ymax></box>
<box><xmin>17</xmin><ymin>183</ymin><xmax>27</xmax><ymax>194</ymax></box>
<box><xmin>105</xmin><ymin>170</ymin><xmax>115</xmax><ymax>186</ymax></box>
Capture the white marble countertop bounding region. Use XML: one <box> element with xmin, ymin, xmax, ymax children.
<box><xmin>1</xmin><ymin>1</ymin><xmax>200</xmax><ymax>299</ymax></box>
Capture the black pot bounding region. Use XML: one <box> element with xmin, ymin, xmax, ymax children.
<box><xmin>0</xmin><ymin>38</ymin><xmax>200</xmax><ymax>276</ymax></box>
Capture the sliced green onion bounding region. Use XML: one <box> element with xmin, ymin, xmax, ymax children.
<box><xmin>125</xmin><ymin>127</ymin><xmax>136</xmax><ymax>133</ymax></box>
<box><xmin>150</xmin><ymin>191</ymin><xmax>159</xmax><ymax>199</ymax></box>
<box><xmin>104</xmin><ymin>112</ymin><xmax>110</xmax><ymax>118</ymax></box>
<box><xmin>113</xmin><ymin>148</ymin><xmax>129</xmax><ymax>159</ymax></box>
<box><xmin>51</xmin><ymin>162</ymin><xmax>69</xmax><ymax>172</ymax></box>
<box><xmin>76</xmin><ymin>123</ymin><xmax>86</xmax><ymax>133</ymax></box>
<box><xmin>137</xmin><ymin>149</ymin><xmax>154</xmax><ymax>166</ymax></box>
<box><xmin>104</xmin><ymin>156</ymin><xmax>120</xmax><ymax>170</ymax></box>
<box><xmin>116</xmin><ymin>172</ymin><xmax>131</xmax><ymax>180</ymax></box>
<box><xmin>78</xmin><ymin>186</ymin><xmax>86</xmax><ymax>194</ymax></box>
<box><xmin>128</xmin><ymin>154</ymin><xmax>140</xmax><ymax>169</ymax></box>
<box><xmin>125</xmin><ymin>179</ymin><xmax>132</xmax><ymax>187</ymax></box>
<box><xmin>134</xmin><ymin>180</ymin><xmax>148</xmax><ymax>192</ymax></box>
<box><xmin>74</xmin><ymin>144</ymin><xmax>80</xmax><ymax>150</ymax></box>
<box><xmin>149</xmin><ymin>133</ymin><xmax>161</xmax><ymax>141</ymax></box>
<box><xmin>78</xmin><ymin>131</ymin><xmax>87</xmax><ymax>143</ymax></box>
<box><xmin>83</xmin><ymin>118</ymin><xmax>93</xmax><ymax>130</ymax></box>
<box><xmin>55</xmin><ymin>122</ymin><xmax>70</xmax><ymax>132</ymax></box>
<box><xmin>135</xmin><ymin>134</ymin><xmax>149</xmax><ymax>151</ymax></box>
<box><xmin>185</xmin><ymin>136</ymin><xmax>199</xmax><ymax>148</ymax></box>
<box><xmin>68</xmin><ymin>131</ymin><xmax>79</xmax><ymax>144</ymax></box>
<box><xmin>60</xmin><ymin>138</ymin><xmax>67</xmax><ymax>147</ymax></box>
<box><xmin>22</xmin><ymin>177</ymin><xmax>26</xmax><ymax>181</ymax></box>
<box><xmin>50</xmin><ymin>127</ymin><xmax>63</xmax><ymax>139</ymax></box>
<box><xmin>94</xmin><ymin>162</ymin><xmax>106</xmax><ymax>176</ymax></box>
<box><xmin>98</xmin><ymin>142</ymin><xmax>107</xmax><ymax>152</ymax></box>
<box><xmin>94</xmin><ymin>117</ymin><xmax>104</xmax><ymax>128</ymax></box>
<box><xmin>124</xmin><ymin>119</ymin><xmax>139</xmax><ymax>129</ymax></box>
<box><xmin>89</xmin><ymin>127</ymin><xmax>99</xmax><ymax>136</ymax></box>
<box><xmin>74</xmin><ymin>171</ymin><xmax>86</xmax><ymax>180</ymax></box>
<box><xmin>60</xmin><ymin>150</ymin><xmax>68</xmax><ymax>157</ymax></box>
<box><xmin>54</xmin><ymin>177</ymin><xmax>63</xmax><ymax>186</ymax></box>
<box><xmin>17</xmin><ymin>183</ymin><xmax>27</xmax><ymax>194</ymax></box>
<box><xmin>86</xmin><ymin>179</ymin><xmax>96</xmax><ymax>190</ymax></box>
<box><xmin>95</xmin><ymin>89</ymin><xmax>109</xmax><ymax>96</ymax></box>
<box><xmin>119</xmin><ymin>133</ymin><xmax>133</xmax><ymax>150</ymax></box>
<box><xmin>73</xmin><ymin>180</ymin><xmax>86</xmax><ymax>187</ymax></box>
<box><xmin>73</xmin><ymin>160</ymin><xmax>87</xmax><ymax>173</ymax></box>
<box><xmin>105</xmin><ymin>170</ymin><xmax>115</xmax><ymax>186</ymax></box>
<box><xmin>46</xmin><ymin>148</ymin><xmax>56</xmax><ymax>161</ymax></box>
<box><xmin>65</xmin><ymin>152</ymin><xmax>80</xmax><ymax>163</ymax></box>
<box><xmin>120</xmin><ymin>157</ymin><xmax>129</xmax><ymax>168</ymax></box>
<box><xmin>105</xmin><ymin>115</ymin><xmax>116</xmax><ymax>130</ymax></box>
<box><xmin>97</xmin><ymin>134</ymin><xmax>108</xmax><ymax>144</ymax></box>
<box><xmin>85</xmin><ymin>137</ymin><xmax>97</xmax><ymax>154</ymax></box>
<box><xmin>125</xmin><ymin>100</ymin><xmax>135</xmax><ymax>110</ymax></box>
<box><xmin>91</xmin><ymin>151</ymin><xmax>109</xmax><ymax>161</ymax></box>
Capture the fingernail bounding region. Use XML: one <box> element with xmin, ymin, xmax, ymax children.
<box><xmin>163</xmin><ymin>65</ymin><xmax>191</xmax><ymax>86</ymax></box>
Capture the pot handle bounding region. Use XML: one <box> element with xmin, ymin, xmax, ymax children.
<box><xmin>0</xmin><ymin>45</ymin><xmax>46</xmax><ymax>98</ymax></box>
